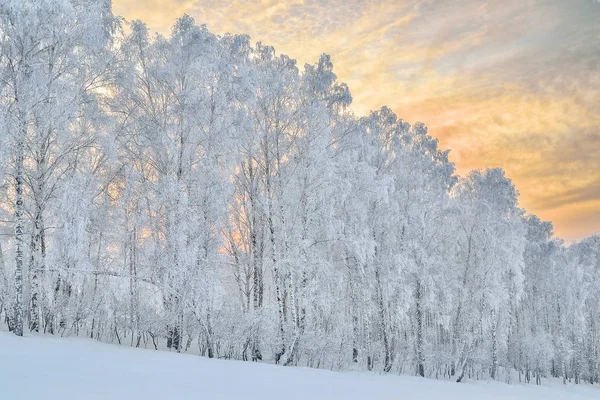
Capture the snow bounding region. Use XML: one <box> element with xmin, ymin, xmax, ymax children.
<box><xmin>1</xmin><ymin>332</ymin><xmax>598</xmax><ymax>400</ymax></box>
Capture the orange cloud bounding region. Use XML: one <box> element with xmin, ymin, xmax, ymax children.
<box><xmin>111</xmin><ymin>0</ymin><xmax>600</xmax><ymax>241</ymax></box>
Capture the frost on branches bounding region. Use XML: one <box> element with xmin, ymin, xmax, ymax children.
<box><xmin>0</xmin><ymin>1</ymin><xmax>598</xmax><ymax>385</ymax></box>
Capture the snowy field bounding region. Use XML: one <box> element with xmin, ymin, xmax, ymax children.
<box><xmin>1</xmin><ymin>332</ymin><xmax>598</xmax><ymax>400</ymax></box>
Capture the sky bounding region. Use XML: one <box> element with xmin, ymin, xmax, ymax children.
<box><xmin>112</xmin><ymin>0</ymin><xmax>600</xmax><ymax>242</ymax></box>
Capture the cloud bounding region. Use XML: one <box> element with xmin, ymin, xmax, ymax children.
<box><xmin>111</xmin><ymin>0</ymin><xmax>600</xmax><ymax>241</ymax></box>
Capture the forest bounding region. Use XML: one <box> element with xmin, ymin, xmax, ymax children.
<box><xmin>0</xmin><ymin>0</ymin><xmax>598</xmax><ymax>385</ymax></box>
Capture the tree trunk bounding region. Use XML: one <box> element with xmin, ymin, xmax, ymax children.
<box><xmin>249</xmin><ymin>159</ymin><xmax>263</xmax><ymax>362</ymax></box>
<box><xmin>29</xmin><ymin>206</ymin><xmax>45</xmax><ymax>333</ymax></box>
<box><xmin>375</xmin><ymin>263</ymin><xmax>392</xmax><ymax>372</ymax></box>
<box><xmin>416</xmin><ymin>279</ymin><xmax>425</xmax><ymax>377</ymax></box>
<box><xmin>12</xmin><ymin>106</ymin><xmax>26</xmax><ymax>337</ymax></box>
<box><xmin>264</xmin><ymin>137</ymin><xmax>285</xmax><ymax>364</ymax></box>
<box><xmin>490</xmin><ymin>308</ymin><xmax>498</xmax><ymax>380</ymax></box>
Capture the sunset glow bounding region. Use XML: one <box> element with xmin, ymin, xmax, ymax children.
<box><xmin>112</xmin><ymin>0</ymin><xmax>600</xmax><ymax>241</ymax></box>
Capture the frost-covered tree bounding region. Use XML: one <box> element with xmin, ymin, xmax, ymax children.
<box><xmin>449</xmin><ymin>169</ymin><xmax>526</xmax><ymax>381</ymax></box>
<box><xmin>0</xmin><ymin>0</ymin><xmax>113</xmax><ymax>335</ymax></box>
<box><xmin>0</xmin><ymin>7</ymin><xmax>598</xmax><ymax>386</ymax></box>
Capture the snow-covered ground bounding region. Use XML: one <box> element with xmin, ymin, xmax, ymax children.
<box><xmin>1</xmin><ymin>332</ymin><xmax>598</xmax><ymax>400</ymax></box>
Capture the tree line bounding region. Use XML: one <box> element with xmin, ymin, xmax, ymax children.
<box><xmin>0</xmin><ymin>1</ymin><xmax>598</xmax><ymax>384</ymax></box>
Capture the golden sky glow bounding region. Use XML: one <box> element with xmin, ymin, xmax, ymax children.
<box><xmin>112</xmin><ymin>0</ymin><xmax>600</xmax><ymax>241</ymax></box>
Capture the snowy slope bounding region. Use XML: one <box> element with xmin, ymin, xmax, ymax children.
<box><xmin>0</xmin><ymin>333</ymin><xmax>598</xmax><ymax>400</ymax></box>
